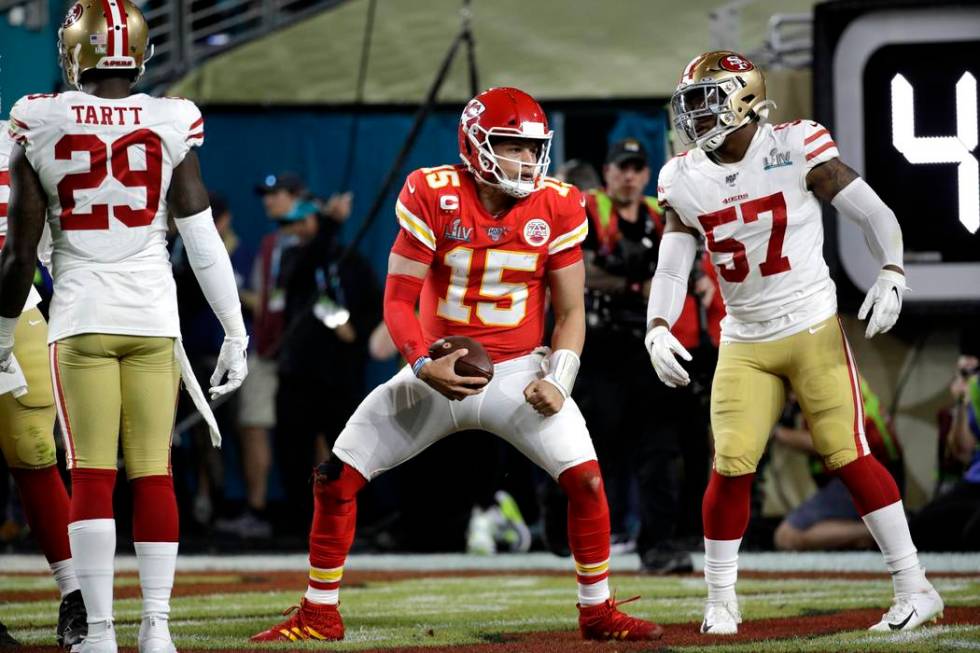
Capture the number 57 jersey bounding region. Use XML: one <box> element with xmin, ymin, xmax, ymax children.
<box><xmin>7</xmin><ymin>92</ymin><xmax>204</xmax><ymax>342</ymax></box>
<box><xmin>658</xmin><ymin>120</ymin><xmax>840</xmax><ymax>342</ymax></box>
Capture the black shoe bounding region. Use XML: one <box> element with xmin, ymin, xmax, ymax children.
<box><xmin>57</xmin><ymin>589</ymin><xmax>87</xmax><ymax>650</ymax></box>
<box><xmin>640</xmin><ymin>548</ymin><xmax>694</xmax><ymax>575</ymax></box>
<box><xmin>0</xmin><ymin>620</ymin><xmax>21</xmax><ymax>647</ymax></box>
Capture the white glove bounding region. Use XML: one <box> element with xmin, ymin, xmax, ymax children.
<box><xmin>644</xmin><ymin>325</ymin><xmax>692</xmax><ymax>388</ymax></box>
<box><xmin>210</xmin><ymin>336</ymin><xmax>249</xmax><ymax>399</ymax></box>
<box><xmin>858</xmin><ymin>269</ymin><xmax>905</xmax><ymax>339</ymax></box>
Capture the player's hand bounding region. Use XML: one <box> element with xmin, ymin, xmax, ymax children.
<box><xmin>524</xmin><ymin>379</ymin><xmax>564</xmax><ymax>417</ymax></box>
<box><xmin>419</xmin><ymin>349</ymin><xmax>488</xmax><ymax>401</ymax></box>
<box><xmin>858</xmin><ymin>269</ymin><xmax>905</xmax><ymax>339</ymax></box>
<box><xmin>210</xmin><ymin>336</ymin><xmax>249</xmax><ymax>399</ymax></box>
<box><xmin>644</xmin><ymin>325</ymin><xmax>692</xmax><ymax>388</ymax></box>
<box><xmin>694</xmin><ymin>275</ymin><xmax>716</xmax><ymax>309</ymax></box>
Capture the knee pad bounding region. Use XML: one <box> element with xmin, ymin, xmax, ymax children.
<box><xmin>315</xmin><ymin>458</ymin><xmax>366</xmax><ymax>503</ymax></box>
<box><xmin>712</xmin><ymin>429</ymin><xmax>761</xmax><ymax>476</ymax></box>
<box><xmin>558</xmin><ymin>460</ymin><xmax>604</xmax><ymax>504</ymax></box>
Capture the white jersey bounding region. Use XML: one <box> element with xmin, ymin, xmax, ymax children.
<box><xmin>7</xmin><ymin>92</ymin><xmax>205</xmax><ymax>342</ymax></box>
<box><xmin>0</xmin><ymin>121</ymin><xmax>43</xmax><ymax>313</ymax></box>
<box><xmin>658</xmin><ymin>120</ymin><xmax>840</xmax><ymax>342</ymax></box>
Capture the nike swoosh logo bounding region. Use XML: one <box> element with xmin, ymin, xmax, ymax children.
<box><xmin>888</xmin><ymin>609</ymin><xmax>916</xmax><ymax>631</ymax></box>
<box><xmin>808</xmin><ymin>324</ymin><xmax>826</xmax><ymax>335</ymax></box>
<box><xmin>407</xmin><ymin>179</ymin><xmax>416</xmax><ymax>193</ymax></box>
<box><xmin>28</xmin><ymin>319</ymin><xmax>42</xmax><ymax>326</ymax></box>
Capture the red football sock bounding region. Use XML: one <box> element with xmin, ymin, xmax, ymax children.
<box><xmin>702</xmin><ymin>470</ymin><xmax>754</xmax><ymax>541</ymax></box>
<box><xmin>131</xmin><ymin>475</ymin><xmax>179</xmax><ymax>542</ymax></box>
<box><xmin>11</xmin><ymin>466</ymin><xmax>72</xmax><ymax>563</ymax></box>
<box><xmin>307</xmin><ymin>461</ymin><xmax>367</xmax><ymax>597</ymax></box>
<box><xmin>559</xmin><ymin>461</ymin><xmax>611</xmax><ymax>592</ymax></box>
<box><xmin>834</xmin><ymin>454</ymin><xmax>901</xmax><ymax>516</ymax></box>
<box><xmin>70</xmin><ymin>468</ymin><xmax>116</xmax><ymax>523</ymax></box>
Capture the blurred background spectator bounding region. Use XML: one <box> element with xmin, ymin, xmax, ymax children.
<box><xmin>773</xmin><ymin>380</ymin><xmax>903</xmax><ymax>551</ymax></box>
<box><xmin>561</xmin><ymin>138</ymin><xmax>724</xmax><ymax>573</ymax></box>
<box><xmin>272</xmin><ymin>188</ymin><xmax>382</xmax><ymax>537</ymax></box>
<box><xmin>909</xmin><ymin>339</ymin><xmax>980</xmax><ymax>551</ymax></box>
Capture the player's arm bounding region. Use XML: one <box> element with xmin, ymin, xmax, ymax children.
<box><xmin>807</xmin><ymin>158</ymin><xmax>906</xmax><ymax>338</ymax></box>
<box><xmin>168</xmin><ymin>150</ymin><xmax>248</xmax><ymax>397</ymax></box>
<box><xmin>643</xmin><ymin>208</ymin><xmax>699</xmax><ymax>388</ymax></box>
<box><xmin>384</xmin><ymin>251</ymin><xmax>487</xmax><ymax>401</ymax></box>
<box><xmin>0</xmin><ymin>144</ymin><xmax>47</xmax><ymax>370</ymax></box>
<box><xmin>524</xmin><ymin>260</ymin><xmax>586</xmax><ymax>417</ymax></box>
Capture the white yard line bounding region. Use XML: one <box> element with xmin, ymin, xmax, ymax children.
<box><xmin>3</xmin><ymin>551</ymin><xmax>980</xmax><ymax>573</ymax></box>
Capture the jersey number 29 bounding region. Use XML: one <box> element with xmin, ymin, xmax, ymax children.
<box><xmin>55</xmin><ymin>130</ymin><xmax>162</xmax><ymax>231</ymax></box>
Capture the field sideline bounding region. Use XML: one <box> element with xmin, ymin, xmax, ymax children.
<box><xmin>3</xmin><ymin>552</ymin><xmax>980</xmax><ymax>652</ymax></box>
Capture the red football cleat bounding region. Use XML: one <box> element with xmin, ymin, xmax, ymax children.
<box><xmin>578</xmin><ymin>595</ymin><xmax>664</xmax><ymax>641</ymax></box>
<box><xmin>249</xmin><ymin>599</ymin><xmax>344</xmax><ymax>642</ymax></box>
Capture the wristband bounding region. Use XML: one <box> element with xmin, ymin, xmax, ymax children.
<box><xmin>412</xmin><ymin>356</ymin><xmax>431</xmax><ymax>378</ymax></box>
<box><xmin>541</xmin><ymin>349</ymin><xmax>580</xmax><ymax>399</ymax></box>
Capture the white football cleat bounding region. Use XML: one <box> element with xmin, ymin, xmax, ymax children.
<box><xmin>700</xmin><ymin>599</ymin><xmax>741</xmax><ymax>635</ymax></box>
<box><xmin>70</xmin><ymin>621</ymin><xmax>117</xmax><ymax>653</ymax></box>
<box><xmin>869</xmin><ymin>588</ymin><xmax>944</xmax><ymax>632</ymax></box>
<box><xmin>138</xmin><ymin>615</ymin><xmax>177</xmax><ymax>653</ymax></box>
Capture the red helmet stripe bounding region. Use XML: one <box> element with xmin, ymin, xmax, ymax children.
<box><xmin>100</xmin><ymin>0</ymin><xmax>117</xmax><ymax>57</ymax></box>
<box><xmin>119</xmin><ymin>1</ymin><xmax>129</xmax><ymax>57</ymax></box>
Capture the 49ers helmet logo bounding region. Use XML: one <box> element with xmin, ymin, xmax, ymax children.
<box><xmin>719</xmin><ymin>54</ymin><xmax>753</xmax><ymax>72</ymax></box>
<box><xmin>63</xmin><ymin>2</ymin><xmax>83</xmax><ymax>27</ymax></box>
<box><xmin>523</xmin><ymin>219</ymin><xmax>550</xmax><ymax>247</ymax></box>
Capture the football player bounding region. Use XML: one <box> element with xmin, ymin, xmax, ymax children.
<box><xmin>0</xmin><ymin>122</ymin><xmax>87</xmax><ymax>650</ymax></box>
<box><xmin>645</xmin><ymin>51</ymin><xmax>943</xmax><ymax>634</ymax></box>
<box><xmin>250</xmin><ymin>87</ymin><xmax>661</xmax><ymax>643</ymax></box>
<box><xmin>0</xmin><ymin>2</ymin><xmax>248</xmax><ymax>652</ymax></box>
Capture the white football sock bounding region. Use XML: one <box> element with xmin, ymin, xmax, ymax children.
<box><xmin>68</xmin><ymin>519</ymin><xmax>116</xmax><ymax>633</ymax></box>
<box><xmin>704</xmin><ymin>537</ymin><xmax>741</xmax><ymax>602</ymax></box>
<box><xmin>577</xmin><ymin>577</ymin><xmax>610</xmax><ymax>606</ymax></box>
<box><xmin>862</xmin><ymin>501</ymin><xmax>931</xmax><ymax>595</ymax></box>
<box><xmin>50</xmin><ymin>558</ymin><xmax>80</xmax><ymax>597</ymax></box>
<box><xmin>135</xmin><ymin>542</ymin><xmax>178</xmax><ymax>617</ymax></box>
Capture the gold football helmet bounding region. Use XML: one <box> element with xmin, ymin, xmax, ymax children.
<box><xmin>58</xmin><ymin>0</ymin><xmax>152</xmax><ymax>90</ymax></box>
<box><xmin>670</xmin><ymin>51</ymin><xmax>772</xmax><ymax>152</ymax></box>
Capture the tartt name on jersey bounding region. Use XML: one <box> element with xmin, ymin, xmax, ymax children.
<box><xmin>70</xmin><ymin>104</ymin><xmax>143</xmax><ymax>126</ymax></box>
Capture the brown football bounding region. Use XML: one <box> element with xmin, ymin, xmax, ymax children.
<box><xmin>428</xmin><ymin>336</ymin><xmax>494</xmax><ymax>383</ymax></box>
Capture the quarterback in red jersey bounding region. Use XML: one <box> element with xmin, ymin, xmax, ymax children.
<box><xmin>251</xmin><ymin>87</ymin><xmax>662</xmax><ymax>643</ymax></box>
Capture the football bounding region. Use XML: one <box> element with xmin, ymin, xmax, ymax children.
<box><xmin>428</xmin><ymin>336</ymin><xmax>494</xmax><ymax>383</ymax></box>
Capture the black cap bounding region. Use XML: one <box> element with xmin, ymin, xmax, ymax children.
<box><xmin>606</xmin><ymin>138</ymin><xmax>648</xmax><ymax>166</ymax></box>
<box><xmin>254</xmin><ymin>172</ymin><xmax>306</xmax><ymax>196</ymax></box>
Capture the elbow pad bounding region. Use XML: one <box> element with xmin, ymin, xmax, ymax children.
<box><xmin>647</xmin><ymin>232</ymin><xmax>698</xmax><ymax>328</ymax></box>
<box><xmin>831</xmin><ymin>178</ymin><xmax>904</xmax><ymax>269</ymax></box>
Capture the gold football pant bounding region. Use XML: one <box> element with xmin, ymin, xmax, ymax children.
<box><xmin>710</xmin><ymin>315</ymin><xmax>869</xmax><ymax>477</ymax></box>
<box><xmin>0</xmin><ymin>307</ymin><xmax>57</xmax><ymax>469</ymax></box>
<box><xmin>50</xmin><ymin>334</ymin><xmax>180</xmax><ymax>479</ymax></box>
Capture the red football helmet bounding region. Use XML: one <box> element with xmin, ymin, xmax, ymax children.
<box><xmin>458</xmin><ymin>87</ymin><xmax>553</xmax><ymax>198</ymax></box>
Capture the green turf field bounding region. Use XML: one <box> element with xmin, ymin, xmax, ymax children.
<box><xmin>3</xmin><ymin>554</ymin><xmax>980</xmax><ymax>652</ymax></box>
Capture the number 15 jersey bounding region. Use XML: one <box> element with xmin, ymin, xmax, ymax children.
<box><xmin>391</xmin><ymin>164</ymin><xmax>588</xmax><ymax>363</ymax></box>
<box><xmin>7</xmin><ymin>92</ymin><xmax>204</xmax><ymax>342</ymax></box>
<box><xmin>658</xmin><ymin>120</ymin><xmax>840</xmax><ymax>342</ymax></box>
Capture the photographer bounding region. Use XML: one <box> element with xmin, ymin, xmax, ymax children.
<box><xmin>273</xmin><ymin>194</ymin><xmax>382</xmax><ymax>536</ymax></box>
<box><xmin>909</xmin><ymin>342</ymin><xmax>980</xmax><ymax>551</ymax></box>
<box><xmin>578</xmin><ymin>139</ymin><xmax>724</xmax><ymax>573</ymax></box>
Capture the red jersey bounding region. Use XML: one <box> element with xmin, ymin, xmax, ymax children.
<box><xmin>391</xmin><ymin>164</ymin><xmax>588</xmax><ymax>362</ymax></box>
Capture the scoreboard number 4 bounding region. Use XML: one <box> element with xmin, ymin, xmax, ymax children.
<box><xmin>891</xmin><ymin>72</ymin><xmax>978</xmax><ymax>234</ymax></box>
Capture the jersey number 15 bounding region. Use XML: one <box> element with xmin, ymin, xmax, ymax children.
<box><xmin>55</xmin><ymin>130</ymin><xmax>162</xmax><ymax>231</ymax></box>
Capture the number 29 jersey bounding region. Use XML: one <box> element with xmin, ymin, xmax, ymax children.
<box><xmin>658</xmin><ymin>120</ymin><xmax>840</xmax><ymax>342</ymax></box>
<box><xmin>7</xmin><ymin>92</ymin><xmax>204</xmax><ymax>342</ymax></box>
<box><xmin>391</xmin><ymin>165</ymin><xmax>588</xmax><ymax>363</ymax></box>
